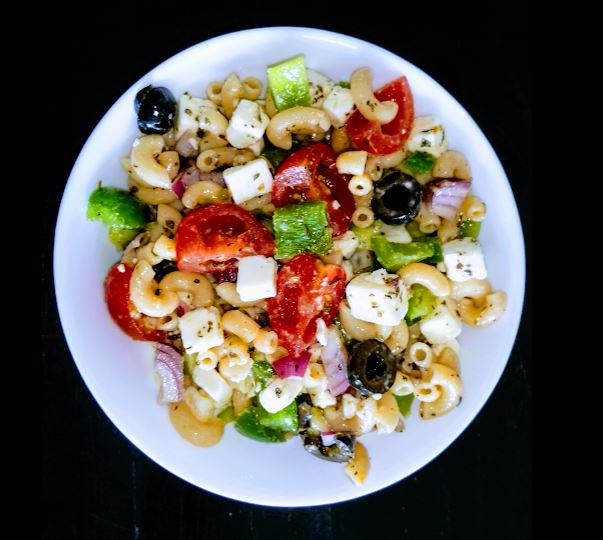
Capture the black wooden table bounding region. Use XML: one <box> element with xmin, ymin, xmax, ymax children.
<box><xmin>43</xmin><ymin>14</ymin><xmax>531</xmax><ymax>540</ymax></box>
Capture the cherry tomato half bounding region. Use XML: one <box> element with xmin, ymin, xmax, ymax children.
<box><xmin>267</xmin><ymin>255</ymin><xmax>346</xmax><ymax>358</ymax></box>
<box><xmin>104</xmin><ymin>262</ymin><xmax>167</xmax><ymax>342</ymax></box>
<box><xmin>272</xmin><ymin>143</ymin><xmax>355</xmax><ymax>237</ymax></box>
<box><xmin>345</xmin><ymin>76</ymin><xmax>414</xmax><ymax>156</ymax></box>
<box><xmin>175</xmin><ymin>204</ymin><xmax>275</xmax><ymax>273</ymax></box>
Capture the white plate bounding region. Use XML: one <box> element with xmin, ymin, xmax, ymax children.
<box><xmin>54</xmin><ymin>27</ymin><xmax>525</xmax><ymax>506</ymax></box>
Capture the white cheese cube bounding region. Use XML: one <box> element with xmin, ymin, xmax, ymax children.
<box><xmin>192</xmin><ymin>367</ymin><xmax>232</xmax><ymax>405</ymax></box>
<box><xmin>223</xmin><ymin>158</ymin><xmax>273</xmax><ymax>204</ymax></box>
<box><xmin>342</xmin><ymin>393</ymin><xmax>359</xmax><ymax>419</ymax></box>
<box><xmin>248</xmin><ymin>138</ymin><xmax>265</xmax><ymax>157</ymax></box>
<box><xmin>307</xmin><ymin>69</ymin><xmax>335</xmax><ymax>107</ymax></box>
<box><xmin>346</xmin><ymin>269</ymin><xmax>408</xmax><ymax>326</ymax></box>
<box><xmin>236</xmin><ymin>255</ymin><xmax>277</xmax><ymax>302</ymax></box>
<box><xmin>226</xmin><ymin>99</ymin><xmax>269</xmax><ymax>149</ymax></box>
<box><xmin>419</xmin><ymin>303</ymin><xmax>462</xmax><ymax>344</ymax></box>
<box><xmin>175</xmin><ymin>93</ymin><xmax>216</xmax><ymax>139</ymax></box>
<box><xmin>332</xmin><ymin>230</ymin><xmax>359</xmax><ymax>258</ymax></box>
<box><xmin>322</xmin><ymin>86</ymin><xmax>355</xmax><ymax>128</ymax></box>
<box><xmin>442</xmin><ymin>238</ymin><xmax>488</xmax><ymax>282</ymax></box>
<box><xmin>259</xmin><ymin>378</ymin><xmax>303</xmax><ymax>413</ymax></box>
<box><xmin>179</xmin><ymin>306</ymin><xmax>224</xmax><ymax>355</ymax></box>
<box><xmin>310</xmin><ymin>388</ymin><xmax>337</xmax><ymax>408</ymax></box>
<box><xmin>406</xmin><ymin>116</ymin><xmax>447</xmax><ymax>157</ymax></box>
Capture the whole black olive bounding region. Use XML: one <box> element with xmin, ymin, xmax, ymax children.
<box><xmin>302</xmin><ymin>431</ymin><xmax>356</xmax><ymax>463</ymax></box>
<box><xmin>371</xmin><ymin>171</ymin><xmax>423</xmax><ymax>224</ymax></box>
<box><xmin>135</xmin><ymin>85</ymin><xmax>176</xmax><ymax>135</ymax></box>
<box><xmin>349</xmin><ymin>339</ymin><xmax>397</xmax><ymax>396</ymax></box>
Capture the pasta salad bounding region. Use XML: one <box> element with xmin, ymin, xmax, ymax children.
<box><xmin>88</xmin><ymin>55</ymin><xmax>506</xmax><ymax>485</ymax></box>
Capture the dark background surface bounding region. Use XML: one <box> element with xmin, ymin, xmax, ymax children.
<box><xmin>43</xmin><ymin>10</ymin><xmax>531</xmax><ymax>540</ymax></box>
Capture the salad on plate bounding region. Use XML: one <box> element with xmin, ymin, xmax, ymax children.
<box><xmin>87</xmin><ymin>54</ymin><xmax>506</xmax><ymax>485</ymax></box>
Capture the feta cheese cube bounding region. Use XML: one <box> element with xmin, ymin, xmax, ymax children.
<box><xmin>192</xmin><ymin>367</ymin><xmax>232</xmax><ymax>405</ymax></box>
<box><xmin>332</xmin><ymin>230</ymin><xmax>359</xmax><ymax>258</ymax></box>
<box><xmin>419</xmin><ymin>303</ymin><xmax>462</xmax><ymax>344</ymax></box>
<box><xmin>175</xmin><ymin>93</ymin><xmax>216</xmax><ymax>139</ymax></box>
<box><xmin>322</xmin><ymin>85</ymin><xmax>355</xmax><ymax>128</ymax></box>
<box><xmin>226</xmin><ymin>99</ymin><xmax>269</xmax><ymax>149</ymax></box>
<box><xmin>346</xmin><ymin>269</ymin><xmax>408</xmax><ymax>326</ymax></box>
<box><xmin>259</xmin><ymin>378</ymin><xmax>303</xmax><ymax>413</ymax></box>
<box><xmin>315</xmin><ymin>318</ymin><xmax>329</xmax><ymax>346</ymax></box>
<box><xmin>307</xmin><ymin>69</ymin><xmax>335</xmax><ymax>107</ymax></box>
<box><xmin>310</xmin><ymin>388</ymin><xmax>337</xmax><ymax>408</ymax></box>
<box><xmin>379</xmin><ymin>223</ymin><xmax>411</xmax><ymax>244</ymax></box>
<box><xmin>406</xmin><ymin>116</ymin><xmax>447</xmax><ymax>157</ymax></box>
<box><xmin>222</xmin><ymin>158</ymin><xmax>273</xmax><ymax>204</ymax></box>
<box><xmin>179</xmin><ymin>306</ymin><xmax>224</xmax><ymax>355</ymax></box>
<box><xmin>236</xmin><ymin>255</ymin><xmax>277</xmax><ymax>302</ymax></box>
<box><xmin>442</xmin><ymin>238</ymin><xmax>487</xmax><ymax>282</ymax></box>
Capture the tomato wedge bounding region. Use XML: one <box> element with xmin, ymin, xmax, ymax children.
<box><xmin>104</xmin><ymin>262</ymin><xmax>167</xmax><ymax>342</ymax></box>
<box><xmin>175</xmin><ymin>204</ymin><xmax>275</xmax><ymax>273</ymax></box>
<box><xmin>267</xmin><ymin>255</ymin><xmax>346</xmax><ymax>358</ymax></box>
<box><xmin>345</xmin><ymin>76</ymin><xmax>414</xmax><ymax>156</ymax></box>
<box><xmin>272</xmin><ymin>143</ymin><xmax>355</xmax><ymax>237</ymax></box>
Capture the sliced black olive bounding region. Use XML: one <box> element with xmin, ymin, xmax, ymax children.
<box><xmin>152</xmin><ymin>259</ymin><xmax>178</xmax><ymax>282</ymax></box>
<box><xmin>349</xmin><ymin>339</ymin><xmax>397</xmax><ymax>396</ymax></box>
<box><xmin>301</xmin><ymin>431</ymin><xmax>356</xmax><ymax>463</ymax></box>
<box><xmin>135</xmin><ymin>85</ymin><xmax>176</xmax><ymax>135</ymax></box>
<box><xmin>372</xmin><ymin>171</ymin><xmax>423</xmax><ymax>224</ymax></box>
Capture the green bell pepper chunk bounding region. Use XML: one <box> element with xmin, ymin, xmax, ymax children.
<box><xmin>337</xmin><ymin>80</ymin><xmax>351</xmax><ymax>89</ymax></box>
<box><xmin>458</xmin><ymin>219</ymin><xmax>481</xmax><ymax>239</ymax></box>
<box><xmin>251</xmin><ymin>360</ymin><xmax>275</xmax><ymax>391</ymax></box>
<box><xmin>234</xmin><ymin>407</ymin><xmax>286</xmax><ymax>443</ymax></box>
<box><xmin>371</xmin><ymin>236</ymin><xmax>436</xmax><ymax>272</ymax></box>
<box><xmin>405</xmin><ymin>221</ymin><xmax>426</xmax><ymax>240</ymax></box>
<box><xmin>273</xmin><ymin>200</ymin><xmax>332</xmax><ymax>259</ymax></box>
<box><xmin>87</xmin><ymin>186</ymin><xmax>147</xmax><ymax>248</ymax></box>
<box><xmin>423</xmin><ymin>240</ymin><xmax>443</xmax><ymax>263</ymax></box>
<box><xmin>183</xmin><ymin>352</ymin><xmax>198</xmax><ymax>376</ymax></box>
<box><xmin>401</xmin><ymin>151</ymin><xmax>437</xmax><ymax>176</ymax></box>
<box><xmin>405</xmin><ymin>284</ymin><xmax>437</xmax><ymax>325</ymax></box>
<box><xmin>394</xmin><ymin>394</ymin><xmax>414</xmax><ymax>417</ymax></box>
<box><xmin>217</xmin><ymin>406</ymin><xmax>235</xmax><ymax>424</ymax></box>
<box><xmin>257</xmin><ymin>402</ymin><xmax>298</xmax><ymax>432</ymax></box>
<box><xmin>267</xmin><ymin>55</ymin><xmax>311</xmax><ymax>111</ymax></box>
<box><xmin>351</xmin><ymin>221</ymin><xmax>382</xmax><ymax>250</ymax></box>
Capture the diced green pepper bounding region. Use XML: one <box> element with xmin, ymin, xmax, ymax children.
<box><xmin>217</xmin><ymin>406</ymin><xmax>235</xmax><ymax>424</ymax></box>
<box><xmin>183</xmin><ymin>352</ymin><xmax>198</xmax><ymax>376</ymax></box>
<box><xmin>234</xmin><ymin>407</ymin><xmax>286</xmax><ymax>443</ymax></box>
<box><xmin>458</xmin><ymin>219</ymin><xmax>481</xmax><ymax>239</ymax></box>
<box><xmin>257</xmin><ymin>402</ymin><xmax>298</xmax><ymax>432</ymax></box>
<box><xmin>401</xmin><ymin>151</ymin><xmax>437</xmax><ymax>176</ymax></box>
<box><xmin>273</xmin><ymin>200</ymin><xmax>332</xmax><ymax>259</ymax></box>
<box><xmin>260</xmin><ymin>217</ymin><xmax>274</xmax><ymax>234</ymax></box>
<box><xmin>267</xmin><ymin>55</ymin><xmax>311</xmax><ymax>111</ymax></box>
<box><xmin>352</xmin><ymin>221</ymin><xmax>382</xmax><ymax>250</ymax></box>
<box><xmin>405</xmin><ymin>220</ymin><xmax>427</xmax><ymax>240</ymax></box>
<box><xmin>262</xmin><ymin>142</ymin><xmax>291</xmax><ymax>168</ymax></box>
<box><xmin>394</xmin><ymin>394</ymin><xmax>414</xmax><ymax>417</ymax></box>
<box><xmin>423</xmin><ymin>240</ymin><xmax>443</xmax><ymax>263</ymax></box>
<box><xmin>338</xmin><ymin>80</ymin><xmax>351</xmax><ymax>89</ymax></box>
<box><xmin>251</xmin><ymin>360</ymin><xmax>275</xmax><ymax>391</ymax></box>
<box><xmin>87</xmin><ymin>186</ymin><xmax>147</xmax><ymax>248</ymax></box>
<box><xmin>405</xmin><ymin>284</ymin><xmax>437</xmax><ymax>325</ymax></box>
<box><xmin>371</xmin><ymin>236</ymin><xmax>436</xmax><ymax>272</ymax></box>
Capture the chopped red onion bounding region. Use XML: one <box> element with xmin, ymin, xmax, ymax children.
<box><xmin>272</xmin><ymin>352</ymin><xmax>312</xmax><ymax>379</ymax></box>
<box><xmin>322</xmin><ymin>327</ymin><xmax>350</xmax><ymax>396</ymax></box>
<box><xmin>154</xmin><ymin>343</ymin><xmax>184</xmax><ymax>403</ymax></box>
<box><xmin>320</xmin><ymin>432</ymin><xmax>336</xmax><ymax>446</ymax></box>
<box><xmin>175</xmin><ymin>130</ymin><xmax>199</xmax><ymax>158</ymax></box>
<box><xmin>424</xmin><ymin>178</ymin><xmax>471</xmax><ymax>220</ymax></box>
<box><xmin>171</xmin><ymin>167</ymin><xmax>225</xmax><ymax>199</ymax></box>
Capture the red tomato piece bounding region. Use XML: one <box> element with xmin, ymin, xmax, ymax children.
<box><xmin>272</xmin><ymin>143</ymin><xmax>355</xmax><ymax>237</ymax></box>
<box><xmin>175</xmin><ymin>204</ymin><xmax>275</xmax><ymax>273</ymax></box>
<box><xmin>267</xmin><ymin>255</ymin><xmax>346</xmax><ymax>358</ymax></box>
<box><xmin>104</xmin><ymin>262</ymin><xmax>167</xmax><ymax>342</ymax></box>
<box><xmin>345</xmin><ymin>76</ymin><xmax>414</xmax><ymax>156</ymax></box>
